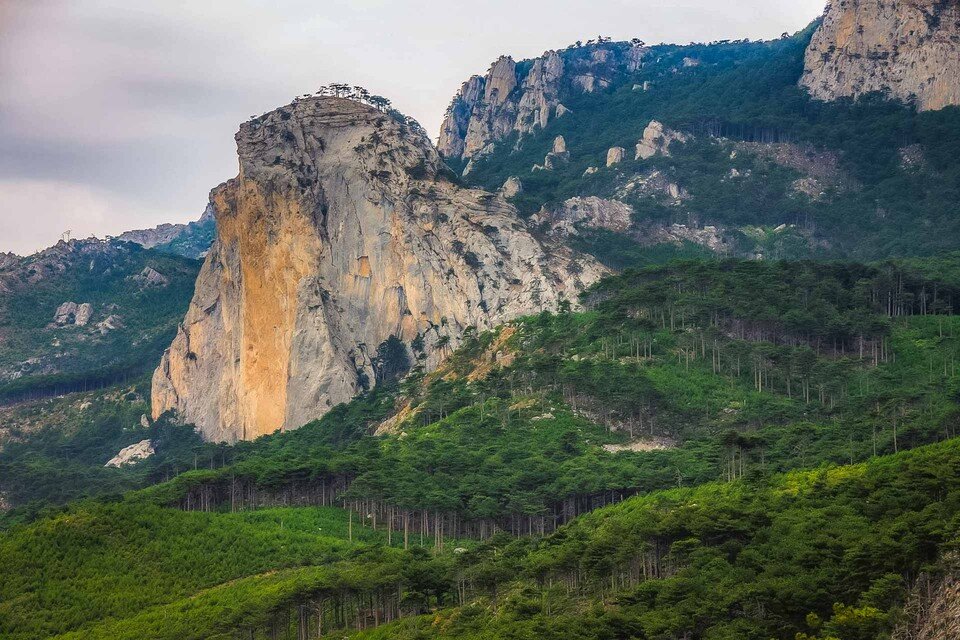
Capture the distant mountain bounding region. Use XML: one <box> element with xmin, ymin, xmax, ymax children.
<box><xmin>0</xmin><ymin>239</ymin><xmax>199</xmax><ymax>404</ymax></box>
<box><xmin>116</xmin><ymin>205</ymin><xmax>215</xmax><ymax>259</ymax></box>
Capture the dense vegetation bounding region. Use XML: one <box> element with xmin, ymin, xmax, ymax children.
<box><xmin>0</xmin><ymin>378</ymin><xmax>226</xmax><ymax>524</ymax></box>
<box><xmin>3</xmin><ymin>26</ymin><xmax>960</xmax><ymax>639</ymax></box>
<box><xmin>348</xmin><ymin>437</ymin><xmax>960</xmax><ymax>640</ymax></box>
<box><xmin>0</xmin><ymin>241</ymin><xmax>199</xmax><ymax>403</ymax></box>
<box><xmin>464</xmin><ymin>29</ymin><xmax>960</xmax><ymax>261</ymax></box>
<box><xmin>4</xmin><ymin>254</ymin><xmax>960</xmax><ymax>637</ymax></box>
<box><xmin>133</xmin><ymin>259</ymin><xmax>960</xmax><ymax>528</ymax></box>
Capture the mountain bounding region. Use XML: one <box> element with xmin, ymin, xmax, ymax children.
<box><xmin>438</xmin><ymin>42</ymin><xmax>647</xmax><ymax>165</ymax></box>
<box><xmin>445</xmin><ymin>24</ymin><xmax>960</xmax><ymax>263</ymax></box>
<box><xmin>5</xmin><ymin>3</ymin><xmax>960</xmax><ymax>639</ymax></box>
<box><xmin>151</xmin><ymin>96</ymin><xmax>603</xmax><ymax>442</ymax></box>
<box><xmin>116</xmin><ymin>205</ymin><xmax>216</xmax><ymax>259</ymax></box>
<box><xmin>801</xmin><ymin>0</ymin><xmax>960</xmax><ymax>111</ymax></box>
<box><xmin>0</xmin><ymin>239</ymin><xmax>199</xmax><ymax>404</ymax></box>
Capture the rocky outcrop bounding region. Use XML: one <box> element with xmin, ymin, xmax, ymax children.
<box><xmin>606</xmin><ymin>147</ymin><xmax>625</xmax><ymax>166</ymax></box>
<box><xmin>105</xmin><ymin>439</ymin><xmax>154</xmax><ymax>467</ymax></box>
<box><xmin>543</xmin><ymin>135</ymin><xmax>570</xmax><ymax>170</ymax></box>
<box><xmin>438</xmin><ymin>42</ymin><xmax>648</xmax><ymax>162</ymax></box>
<box><xmin>635</xmin><ymin>121</ymin><xmax>688</xmax><ymax>160</ymax></box>
<box><xmin>95</xmin><ymin>315</ymin><xmax>123</xmax><ymax>335</ymax></box>
<box><xmin>735</xmin><ymin>141</ymin><xmax>855</xmax><ymax>195</ymax></box>
<box><xmin>53</xmin><ymin>302</ymin><xmax>94</xmax><ymax>326</ymax></box>
<box><xmin>131</xmin><ymin>267</ymin><xmax>170</xmax><ymax>288</ymax></box>
<box><xmin>532</xmin><ymin>197</ymin><xmax>634</xmax><ymax>237</ymax></box>
<box><xmin>532</xmin><ymin>196</ymin><xmax>729</xmax><ymax>254</ymax></box>
<box><xmin>617</xmin><ymin>170</ymin><xmax>688</xmax><ymax>203</ymax></box>
<box><xmin>801</xmin><ymin>0</ymin><xmax>960</xmax><ymax>112</ymax></box>
<box><xmin>500</xmin><ymin>176</ymin><xmax>523</xmax><ymax>198</ymax></box>
<box><xmin>152</xmin><ymin>97</ymin><xmax>604</xmax><ymax>442</ymax></box>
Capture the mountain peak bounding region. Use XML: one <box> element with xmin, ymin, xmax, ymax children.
<box><xmin>152</xmin><ymin>95</ymin><xmax>604</xmax><ymax>442</ymax></box>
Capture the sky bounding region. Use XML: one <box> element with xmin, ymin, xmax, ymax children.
<box><xmin>0</xmin><ymin>0</ymin><xmax>827</xmax><ymax>255</ymax></box>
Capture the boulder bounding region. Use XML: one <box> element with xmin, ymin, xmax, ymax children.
<box><xmin>500</xmin><ymin>176</ymin><xmax>523</xmax><ymax>198</ymax></box>
<box><xmin>635</xmin><ymin>120</ymin><xmax>689</xmax><ymax>160</ymax></box>
<box><xmin>105</xmin><ymin>439</ymin><xmax>154</xmax><ymax>467</ymax></box>
<box><xmin>53</xmin><ymin>302</ymin><xmax>93</xmax><ymax>326</ymax></box>
<box><xmin>606</xmin><ymin>147</ymin><xmax>626</xmax><ymax>167</ymax></box>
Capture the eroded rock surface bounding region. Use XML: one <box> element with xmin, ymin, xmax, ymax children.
<box><xmin>438</xmin><ymin>42</ymin><xmax>648</xmax><ymax>162</ymax></box>
<box><xmin>105</xmin><ymin>439</ymin><xmax>154</xmax><ymax>467</ymax></box>
<box><xmin>801</xmin><ymin>0</ymin><xmax>960</xmax><ymax>111</ymax></box>
<box><xmin>152</xmin><ymin>97</ymin><xmax>604</xmax><ymax>442</ymax></box>
<box><xmin>635</xmin><ymin>121</ymin><xmax>688</xmax><ymax>160</ymax></box>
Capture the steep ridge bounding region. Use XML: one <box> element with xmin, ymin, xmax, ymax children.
<box><xmin>152</xmin><ymin>97</ymin><xmax>603</xmax><ymax>442</ymax></box>
<box><xmin>116</xmin><ymin>205</ymin><xmax>216</xmax><ymax>259</ymax></box>
<box><xmin>801</xmin><ymin>0</ymin><xmax>960</xmax><ymax>111</ymax></box>
<box><xmin>438</xmin><ymin>42</ymin><xmax>647</xmax><ymax>163</ymax></box>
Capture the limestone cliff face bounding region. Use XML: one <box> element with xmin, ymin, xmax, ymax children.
<box><xmin>152</xmin><ymin>97</ymin><xmax>604</xmax><ymax>442</ymax></box>
<box><xmin>438</xmin><ymin>43</ymin><xmax>647</xmax><ymax>162</ymax></box>
<box><xmin>801</xmin><ymin>0</ymin><xmax>960</xmax><ymax>111</ymax></box>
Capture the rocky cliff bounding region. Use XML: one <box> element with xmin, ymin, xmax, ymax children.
<box><xmin>152</xmin><ymin>97</ymin><xmax>603</xmax><ymax>442</ymax></box>
<box><xmin>438</xmin><ymin>42</ymin><xmax>647</xmax><ymax>162</ymax></box>
<box><xmin>801</xmin><ymin>0</ymin><xmax>960</xmax><ymax>111</ymax></box>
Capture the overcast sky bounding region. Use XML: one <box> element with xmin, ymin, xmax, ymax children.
<box><xmin>0</xmin><ymin>0</ymin><xmax>827</xmax><ymax>255</ymax></box>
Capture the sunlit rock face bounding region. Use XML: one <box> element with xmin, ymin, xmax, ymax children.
<box><xmin>152</xmin><ymin>97</ymin><xmax>604</xmax><ymax>442</ymax></box>
<box><xmin>801</xmin><ymin>0</ymin><xmax>960</xmax><ymax>112</ymax></box>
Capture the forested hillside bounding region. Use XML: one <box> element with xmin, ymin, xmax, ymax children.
<box><xmin>4</xmin><ymin>256</ymin><xmax>960</xmax><ymax>638</ymax></box>
<box><xmin>0</xmin><ymin>240</ymin><xmax>199</xmax><ymax>404</ymax></box>
<box><xmin>461</xmin><ymin>29</ymin><xmax>960</xmax><ymax>262</ymax></box>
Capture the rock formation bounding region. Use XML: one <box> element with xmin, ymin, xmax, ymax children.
<box><xmin>606</xmin><ymin>147</ymin><xmax>626</xmax><ymax>167</ymax></box>
<box><xmin>500</xmin><ymin>176</ymin><xmax>523</xmax><ymax>198</ymax></box>
<box><xmin>636</xmin><ymin>121</ymin><xmax>688</xmax><ymax>160</ymax></box>
<box><xmin>53</xmin><ymin>302</ymin><xmax>94</xmax><ymax>327</ymax></box>
<box><xmin>543</xmin><ymin>135</ymin><xmax>571</xmax><ymax>170</ymax></box>
<box><xmin>131</xmin><ymin>267</ymin><xmax>170</xmax><ymax>288</ymax></box>
<box><xmin>532</xmin><ymin>197</ymin><xmax>634</xmax><ymax>237</ymax></box>
<box><xmin>152</xmin><ymin>97</ymin><xmax>604</xmax><ymax>442</ymax></box>
<box><xmin>438</xmin><ymin>42</ymin><xmax>648</xmax><ymax>162</ymax></box>
<box><xmin>105</xmin><ymin>439</ymin><xmax>154</xmax><ymax>467</ymax></box>
<box><xmin>801</xmin><ymin>0</ymin><xmax>960</xmax><ymax>112</ymax></box>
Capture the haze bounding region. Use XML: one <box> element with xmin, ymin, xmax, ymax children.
<box><xmin>0</xmin><ymin>0</ymin><xmax>826</xmax><ymax>255</ymax></box>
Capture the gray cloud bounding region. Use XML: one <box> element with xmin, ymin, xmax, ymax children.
<box><xmin>0</xmin><ymin>0</ymin><xmax>827</xmax><ymax>255</ymax></box>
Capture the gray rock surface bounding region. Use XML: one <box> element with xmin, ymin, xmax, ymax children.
<box><xmin>801</xmin><ymin>0</ymin><xmax>960</xmax><ymax>112</ymax></box>
<box><xmin>153</xmin><ymin>97</ymin><xmax>605</xmax><ymax>442</ymax></box>
<box><xmin>438</xmin><ymin>42</ymin><xmax>647</xmax><ymax>161</ymax></box>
